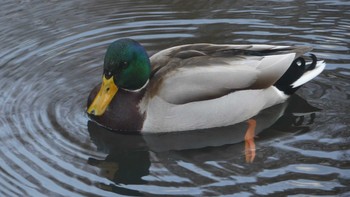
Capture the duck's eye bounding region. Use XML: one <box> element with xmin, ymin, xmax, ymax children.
<box><xmin>121</xmin><ymin>61</ymin><xmax>128</xmax><ymax>69</ymax></box>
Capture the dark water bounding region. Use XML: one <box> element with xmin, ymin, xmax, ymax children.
<box><xmin>1</xmin><ymin>0</ymin><xmax>350</xmax><ymax>196</ymax></box>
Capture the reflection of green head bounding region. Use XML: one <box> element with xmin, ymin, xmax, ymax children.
<box><xmin>103</xmin><ymin>38</ymin><xmax>151</xmax><ymax>90</ymax></box>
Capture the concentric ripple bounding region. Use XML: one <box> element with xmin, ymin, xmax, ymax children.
<box><xmin>1</xmin><ymin>0</ymin><xmax>350</xmax><ymax>196</ymax></box>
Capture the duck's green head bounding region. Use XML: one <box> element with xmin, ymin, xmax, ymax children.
<box><xmin>87</xmin><ymin>38</ymin><xmax>151</xmax><ymax>116</ymax></box>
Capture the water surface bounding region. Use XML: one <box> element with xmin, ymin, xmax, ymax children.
<box><xmin>1</xmin><ymin>0</ymin><xmax>349</xmax><ymax>196</ymax></box>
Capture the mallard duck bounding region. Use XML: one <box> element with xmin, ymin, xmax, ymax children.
<box><xmin>87</xmin><ymin>38</ymin><xmax>325</xmax><ymax>133</ymax></box>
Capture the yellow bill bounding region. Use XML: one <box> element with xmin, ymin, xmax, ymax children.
<box><xmin>87</xmin><ymin>75</ymin><xmax>118</xmax><ymax>116</ymax></box>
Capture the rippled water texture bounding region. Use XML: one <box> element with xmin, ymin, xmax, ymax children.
<box><xmin>1</xmin><ymin>0</ymin><xmax>350</xmax><ymax>196</ymax></box>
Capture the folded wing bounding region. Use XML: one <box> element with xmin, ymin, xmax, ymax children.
<box><xmin>148</xmin><ymin>44</ymin><xmax>311</xmax><ymax>104</ymax></box>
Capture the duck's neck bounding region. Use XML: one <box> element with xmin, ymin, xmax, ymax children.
<box><xmin>120</xmin><ymin>80</ymin><xmax>149</xmax><ymax>93</ymax></box>
<box><xmin>87</xmin><ymin>84</ymin><xmax>146</xmax><ymax>133</ymax></box>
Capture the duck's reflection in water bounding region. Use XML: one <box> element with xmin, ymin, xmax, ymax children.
<box><xmin>87</xmin><ymin>124</ymin><xmax>149</xmax><ymax>195</ymax></box>
<box><xmin>87</xmin><ymin>94</ymin><xmax>319</xmax><ymax>193</ymax></box>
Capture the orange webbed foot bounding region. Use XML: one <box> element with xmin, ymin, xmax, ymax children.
<box><xmin>245</xmin><ymin>119</ymin><xmax>257</xmax><ymax>163</ymax></box>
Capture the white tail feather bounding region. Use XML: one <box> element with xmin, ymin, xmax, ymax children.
<box><xmin>291</xmin><ymin>61</ymin><xmax>326</xmax><ymax>88</ymax></box>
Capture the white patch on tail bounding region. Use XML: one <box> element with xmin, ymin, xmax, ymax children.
<box><xmin>291</xmin><ymin>61</ymin><xmax>326</xmax><ymax>88</ymax></box>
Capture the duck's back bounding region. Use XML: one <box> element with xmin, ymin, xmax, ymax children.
<box><xmin>147</xmin><ymin>44</ymin><xmax>312</xmax><ymax>105</ymax></box>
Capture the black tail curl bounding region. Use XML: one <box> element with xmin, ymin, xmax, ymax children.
<box><xmin>274</xmin><ymin>54</ymin><xmax>318</xmax><ymax>95</ymax></box>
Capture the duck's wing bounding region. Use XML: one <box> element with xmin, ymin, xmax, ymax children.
<box><xmin>148</xmin><ymin>44</ymin><xmax>312</xmax><ymax>104</ymax></box>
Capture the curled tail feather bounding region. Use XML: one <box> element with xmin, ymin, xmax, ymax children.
<box><xmin>274</xmin><ymin>54</ymin><xmax>325</xmax><ymax>95</ymax></box>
